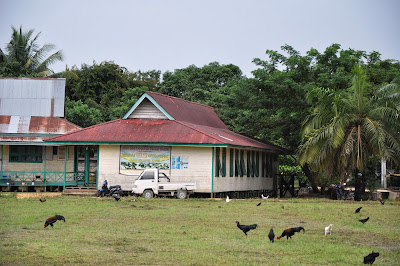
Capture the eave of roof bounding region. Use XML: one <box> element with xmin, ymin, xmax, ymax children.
<box><xmin>0</xmin><ymin>116</ymin><xmax>81</xmax><ymax>143</ymax></box>
<box><xmin>45</xmin><ymin>119</ymin><xmax>289</xmax><ymax>153</ymax></box>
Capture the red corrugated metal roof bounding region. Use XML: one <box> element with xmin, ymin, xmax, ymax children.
<box><xmin>146</xmin><ymin>91</ymin><xmax>228</xmax><ymax>129</ymax></box>
<box><xmin>44</xmin><ymin>92</ymin><xmax>289</xmax><ymax>153</ymax></box>
<box><xmin>45</xmin><ymin>119</ymin><xmax>287</xmax><ymax>152</ymax></box>
<box><xmin>0</xmin><ymin>116</ymin><xmax>81</xmax><ymax>143</ymax></box>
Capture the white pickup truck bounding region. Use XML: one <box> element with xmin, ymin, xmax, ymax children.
<box><xmin>131</xmin><ymin>169</ymin><xmax>196</xmax><ymax>199</ymax></box>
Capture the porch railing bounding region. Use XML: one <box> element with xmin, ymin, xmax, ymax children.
<box><xmin>0</xmin><ymin>171</ymin><xmax>89</xmax><ymax>187</ymax></box>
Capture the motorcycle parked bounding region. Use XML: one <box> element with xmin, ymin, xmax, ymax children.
<box><xmin>98</xmin><ymin>180</ymin><xmax>123</xmax><ymax>197</ymax></box>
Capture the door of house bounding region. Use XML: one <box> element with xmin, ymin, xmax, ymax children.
<box><xmin>75</xmin><ymin>146</ymin><xmax>98</xmax><ymax>187</ymax></box>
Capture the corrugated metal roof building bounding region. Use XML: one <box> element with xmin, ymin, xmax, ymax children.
<box><xmin>46</xmin><ymin>91</ymin><xmax>288</xmax><ymax>197</ymax></box>
<box><xmin>0</xmin><ymin>78</ymin><xmax>82</xmax><ymax>190</ymax></box>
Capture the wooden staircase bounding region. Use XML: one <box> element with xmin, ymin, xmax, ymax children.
<box><xmin>62</xmin><ymin>186</ymin><xmax>98</xmax><ymax>196</ymax></box>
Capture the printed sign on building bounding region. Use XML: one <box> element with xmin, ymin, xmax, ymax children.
<box><xmin>172</xmin><ymin>156</ymin><xmax>189</xmax><ymax>169</ymax></box>
<box><xmin>120</xmin><ymin>145</ymin><xmax>170</xmax><ymax>170</ymax></box>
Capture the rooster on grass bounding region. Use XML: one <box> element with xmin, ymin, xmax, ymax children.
<box><xmin>277</xmin><ymin>226</ymin><xmax>305</xmax><ymax>240</ymax></box>
<box><xmin>44</xmin><ymin>215</ymin><xmax>65</xmax><ymax>228</ymax></box>
<box><xmin>236</xmin><ymin>221</ymin><xmax>257</xmax><ymax>236</ymax></box>
<box><xmin>268</xmin><ymin>228</ymin><xmax>275</xmax><ymax>242</ymax></box>
<box><xmin>359</xmin><ymin>217</ymin><xmax>370</xmax><ymax>224</ymax></box>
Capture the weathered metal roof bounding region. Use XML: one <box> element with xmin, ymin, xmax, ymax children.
<box><xmin>0</xmin><ymin>116</ymin><xmax>81</xmax><ymax>144</ymax></box>
<box><xmin>124</xmin><ymin>91</ymin><xmax>228</xmax><ymax>129</ymax></box>
<box><xmin>45</xmin><ymin>119</ymin><xmax>287</xmax><ymax>152</ymax></box>
<box><xmin>0</xmin><ymin>77</ymin><xmax>66</xmax><ymax>117</ymax></box>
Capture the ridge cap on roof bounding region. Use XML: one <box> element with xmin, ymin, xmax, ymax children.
<box><xmin>173</xmin><ymin>120</ymin><xmax>225</xmax><ymax>144</ymax></box>
<box><xmin>146</xmin><ymin>91</ymin><xmax>215</xmax><ymax>110</ymax></box>
<box><xmin>45</xmin><ymin>118</ymin><xmax>122</xmax><ymax>141</ymax></box>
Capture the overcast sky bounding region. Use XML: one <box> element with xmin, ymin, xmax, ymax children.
<box><xmin>1</xmin><ymin>0</ymin><xmax>399</xmax><ymax>77</ymax></box>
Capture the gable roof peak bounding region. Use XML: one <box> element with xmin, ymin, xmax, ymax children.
<box><xmin>123</xmin><ymin>91</ymin><xmax>228</xmax><ymax>129</ymax></box>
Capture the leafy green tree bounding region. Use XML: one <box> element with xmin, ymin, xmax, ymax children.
<box><xmin>158</xmin><ymin>62</ymin><xmax>243</xmax><ymax>108</ymax></box>
<box><xmin>65</xmin><ymin>98</ymin><xmax>105</xmax><ymax>128</ymax></box>
<box><xmin>0</xmin><ymin>26</ymin><xmax>63</xmax><ymax>77</ymax></box>
<box><xmin>58</xmin><ymin>61</ymin><xmax>161</xmax><ymax>124</ymax></box>
<box><xmin>299</xmin><ymin>65</ymin><xmax>400</xmax><ymax>200</ymax></box>
<box><xmin>225</xmin><ymin>44</ymin><xmax>399</xmax><ymax>193</ymax></box>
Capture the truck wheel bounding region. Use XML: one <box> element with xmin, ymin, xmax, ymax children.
<box><xmin>143</xmin><ymin>189</ymin><xmax>154</xmax><ymax>199</ymax></box>
<box><xmin>176</xmin><ymin>189</ymin><xmax>187</xmax><ymax>199</ymax></box>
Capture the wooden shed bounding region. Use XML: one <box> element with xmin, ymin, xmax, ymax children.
<box><xmin>46</xmin><ymin>91</ymin><xmax>289</xmax><ymax>197</ymax></box>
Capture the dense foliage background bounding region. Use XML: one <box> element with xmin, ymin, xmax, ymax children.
<box><xmin>2</xmin><ymin>28</ymin><xmax>400</xmax><ymax>194</ymax></box>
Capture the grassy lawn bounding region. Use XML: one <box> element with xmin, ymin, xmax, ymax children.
<box><xmin>0</xmin><ymin>193</ymin><xmax>399</xmax><ymax>265</ymax></box>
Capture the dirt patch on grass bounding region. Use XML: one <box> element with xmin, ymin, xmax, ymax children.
<box><xmin>15</xmin><ymin>192</ymin><xmax>62</xmax><ymax>199</ymax></box>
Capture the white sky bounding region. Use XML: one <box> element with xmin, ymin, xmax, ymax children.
<box><xmin>0</xmin><ymin>0</ymin><xmax>399</xmax><ymax>77</ymax></box>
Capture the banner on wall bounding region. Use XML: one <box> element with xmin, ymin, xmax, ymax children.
<box><xmin>172</xmin><ymin>156</ymin><xmax>189</xmax><ymax>169</ymax></box>
<box><xmin>120</xmin><ymin>146</ymin><xmax>170</xmax><ymax>170</ymax></box>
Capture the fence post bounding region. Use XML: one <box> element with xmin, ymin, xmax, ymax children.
<box><xmin>63</xmin><ymin>146</ymin><xmax>67</xmax><ymax>189</ymax></box>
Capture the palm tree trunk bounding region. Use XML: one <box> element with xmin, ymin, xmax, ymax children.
<box><xmin>354</xmin><ymin>168</ymin><xmax>365</xmax><ymax>201</ymax></box>
<box><xmin>301</xmin><ymin>164</ymin><xmax>319</xmax><ymax>193</ymax></box>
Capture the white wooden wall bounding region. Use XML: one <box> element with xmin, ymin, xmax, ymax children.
<box><xmin>98</xmin><ymin>145</ymin><xmax>213</xmax><ymax>191</ymax></box>
<box><xmin>1</xmin><ymin>145</ymin><xmax>74</xmax><ymax>172</ymax></box>
<box><xmin>98</xmin><ymin>145</ymin><xmax>278</xmax><ymax>193</ymax></box>
<box><xmin>212</xmin><ymin>147</ymin><xmax>277</xmax><ymax>192</ymax></box>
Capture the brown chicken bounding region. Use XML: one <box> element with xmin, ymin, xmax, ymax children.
<box><xmin>44</xmin><ymin>215</ymin><xmax>65</xmax><ymax>228</ymax></box>
<box><xmin>277</xmin><ymin>227</ymin><xmax>305</xmax><ymax>240</ymax></box>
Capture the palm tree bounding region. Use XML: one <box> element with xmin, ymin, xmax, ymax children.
<box><xmin>0</xmin><ymin>26</ymin><xmax>63</xmax><ymax>77</ymax></box>
<box><xmin>299</xmin><ymin>65</ymin><xmax>400</xmax><ymax>200</ymax></box>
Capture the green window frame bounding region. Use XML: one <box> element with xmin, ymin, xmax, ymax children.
<box><xmin>251</xmin><ymin>151</ymin><xmax>256</xmax><ymax>177</ymax></box>
<box><xmin>247</xmin><ymin>151</ymin><xmax>251</xmax><ymax>177</ymax></box>
<box><xmin>215</xmin><ymin>147</ymin><xmax>221</xmax><ymax>177</ymax></box>
<box><xmin>240</xmin><ymin>150</ymin><xmax>245</xmax><ymax>177</ymax></box>
<box><xmin>262</xmin><ymin>152</ymin><xmax>265</xmax><ymax>177</ymax></box>
<box><xmin>9</xmin><ymin>145</ymin><xmax>43</xmax><ymax>163</ymax></box>
<box><xmin>267</xmin><ymin>153</ymin><xmax>272</xmax><ymax>177</ymax></box>
<box><xmin>255</xmin><ymin>151</ymin><xmax>260</xmax><ymax>177</ymax></box>
<box><xmin>229</xmin><ymin>149</ymin><xmax>234</xmax><ymax>177</ymax></box>
<box><xmin>235</xmin><ymin>149</ymin><xmax>241</xmax><ymax>177</ymax></box>
<box><xmin>221</xmin><ymin>148</ymin><xmax>226</xmax><ymax>177</ymax></box>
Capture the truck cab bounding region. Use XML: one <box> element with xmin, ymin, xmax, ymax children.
<box><xmin>131</xmin><ymin>169</ymin><xmax>196</xmax><ymax>199</ymax></box>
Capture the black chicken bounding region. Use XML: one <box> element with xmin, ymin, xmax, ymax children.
<box><xmin>364</xmin><ymin>251</ymin><xmax>379</xmax><ymax>264</ymax></box>
<box><xmin>39</xmin><ymin>199</ymin><xmax>46</xmax><ymax>203</ymax></box>
<box><xmin>236</xmin><ymin>221</ymin><xmax>258</xmax><ymax>236</ymax></box>
<box><xmin>277</xmin><ymin>226</ymin><xmax>305</xmax><ymax>240</ymax></box>
<box><xmin>44</xmin><ymin>215</ymin><xmax>65</xmax><ymax>228</ymax></box>
<box><xmin>113</xmin><ymin>195</ymin><xmax>120</xmax><ymax>201</ymax></box>
<box><xmin>268</xmin><ymin>228</ymin><xmax>275</xmax><ymax>242</ymax></box>
<box><xmin>359</xmin><ymin>217</ymin><xmax>370</xmax><ymax>224</ymax></box>
<box><xmin>257</xmin><ymin>202</ymin><xmax>261</xmax><ymax>206</ymax></box>
<box><xmin>355</xmin><ymin>207</ymin><xmax>362</xmax><ymax>213</ymax></box>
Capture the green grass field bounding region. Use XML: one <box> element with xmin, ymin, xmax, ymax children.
<box><xmin>0</xmin><ymin>193</ymin><xmax>399</xmax><ymax>265</ymax></box>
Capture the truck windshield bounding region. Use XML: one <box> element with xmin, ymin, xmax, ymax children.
<box><xmin>141</xmin><ymin>172</ymin><xmax>154</xmax><ymax>180</ymax></box>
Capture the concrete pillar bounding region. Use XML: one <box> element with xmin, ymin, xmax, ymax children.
<box><xmin>381</xmin><ymin>158</ymin><xmax>387</xmax><ymax>189</ymax></box>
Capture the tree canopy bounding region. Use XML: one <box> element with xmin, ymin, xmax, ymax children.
<box><xmin>1</xmin><ymin>28</ymin><xmax>399</xmax><ymax>194</ymax></box>
<box><xmin>0</xmin><ymin>26</ymin><xmax>63</xmax><ymax>77</ymax></box>
<box><xmin>299</xmin><ymin>65</ymin><xmax>400</xmax><ymax>199</ymax></box>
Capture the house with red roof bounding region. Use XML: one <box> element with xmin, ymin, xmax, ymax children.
<box><xmin>46</xmin><ymin>91</ymin><xmax>288</xmax><ymax>197</ymax></box>
<box><xmin>0</xmin><ymin>77</ymin><xmax>81</xmax><ymax>190</ymax></box>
